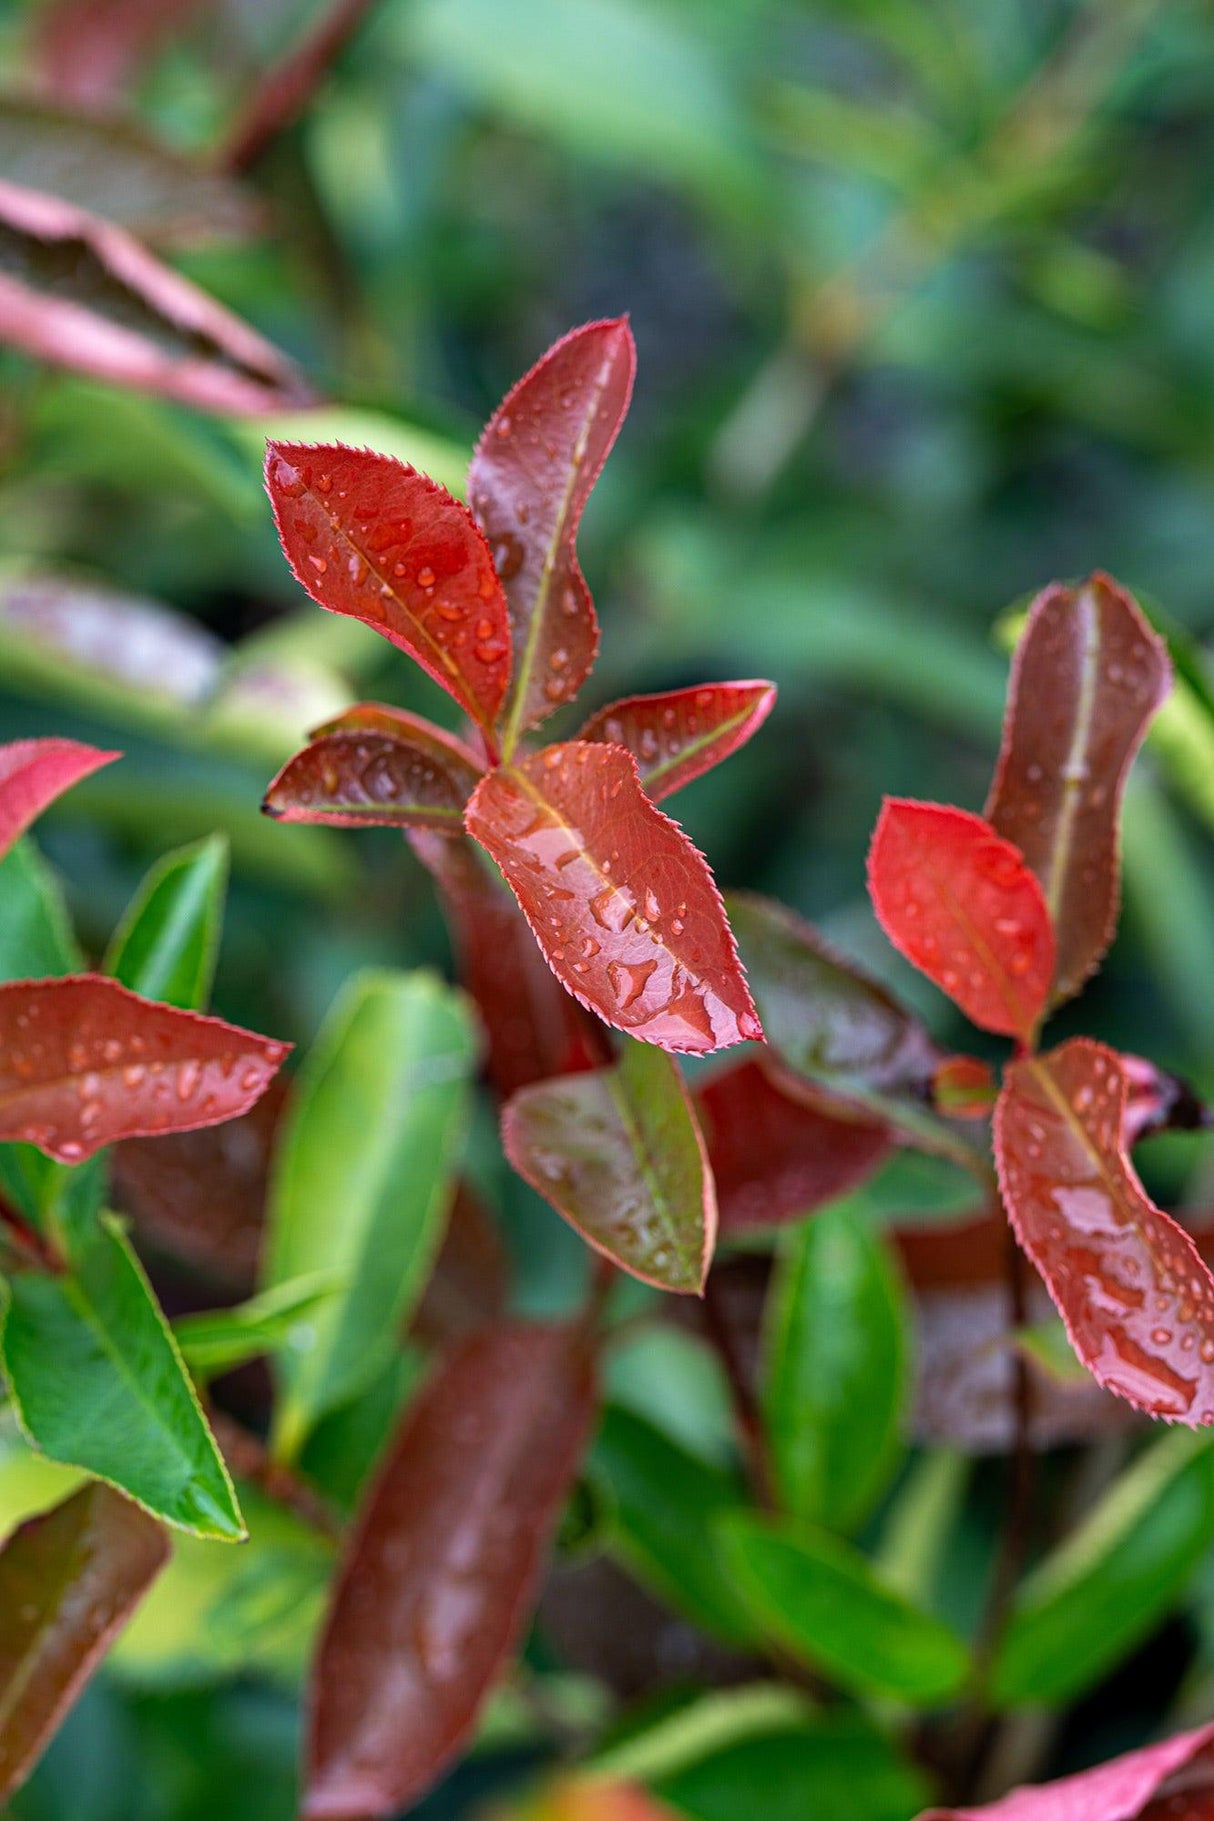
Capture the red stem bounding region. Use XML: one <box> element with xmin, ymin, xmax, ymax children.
<box><xmin>219</xmin><ymin>0</ymin><xmax>382</xmax><ymax>175</ymax></box>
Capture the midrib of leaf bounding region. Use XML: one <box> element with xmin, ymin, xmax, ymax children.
<box><xmin>643</xmin><ymin>699</ymin><xmax>757</xmax><ymax>795</ymax></box>
<box><xmin>1039</xmin><ymin>586</ymin><xmax>1100</xmax><ymax>937</ymax></box>
<box><xmin>605</xmin><ymin>1058</ymin><xmax>701</xmax><ymax>1284</ymax></box>
<box><xmin>0</xmin><ymin>1521</ymin><xmax>92</xmax><ymax>1744</ymax></box>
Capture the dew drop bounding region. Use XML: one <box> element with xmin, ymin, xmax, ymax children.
<box><xmin>417</xmin><ymin>566</ymin><xmax>436</xmax><ymax>588</ymax></box>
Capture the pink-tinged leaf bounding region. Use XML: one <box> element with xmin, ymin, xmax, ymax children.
<box><xmin>0</xmin><ymin>177</ymin><xmax>310</xmax><ymax>415</ymax></box>
<box><xmin>867</xmin><ymin>799</ymin><xmax>1055</xmax><ymax>1041</ymax></box>
<box><xmin>0</xmin><ymin>976</ymin><xmax>290</xmax><ymax>1163</ymax></box>
<box><xmin>932</xmin><ymin>1056</ymin><xmax>998</xmax><ymax>1120</ymax></box>
<box><xmin>263</xmin><ymin>715</ymin><xmax>483</xmax><ymax>830</ymax></box>
<box><xmin>304</xmin><ymin>1320</ymin><xmax>599</xmax><ymax>1821</ymax></box>
<box><xmin>995</xmin><ymin>1038</ymin><xmax>1214</xmax><ymax>1425</ymax></box>
<box><xmin>1120</xmin><ymin>1053</ymin><xmax>1213</xmax><ymax>1145</ymax></box>
<box><xmin>917</xmin><ymin>1718</ymin><xmax>1214</xmax><ymax>1819</ymax></box>
<box><xmin>986</xmin><ymin>573</ymin><xmax>1171</xmax><ymax>1006</ymax></box>
<box><xmin>409</xmin><ymin>830</ymin><xmax>606</xmax><ymax>1098</ymax></box>
<box><xmin>28</xmin><ymin>0</ymin><xmax>209</xmax><ymax>107</ymax></box>
<box><xmin>697</xmin><ymin>1056</ymin><xmax>890</xmax><ymax>1234</ymax></box>
<box><xmin>579</xmin><ymin>681</ymin><xmax>776</xmax><ymax>803</ymax></box>
<box><xmin>0</xmin><ymin>739</ymin><xmax>118</xmax><ymax>862</ymax></box>
<box><xmin>503</xmin><ymin>1039</ymin><xmax>716</xmax><ymax>1293</ymax></box>
<box><xmin>0</xmin><ymin>1483</ymin><xmax>169</xmax><ymax>1802</ymax></box>
<box><xmin>468</xmin><ymin>318</ymin><xmax>636</xmax><ymax>744</ymax></box>
<box><xmin>465</xmin><ymin>744</ymin><xmax>762</xmax><ymax>1055</ymax></box>
<box><xmin>0</xmin><ymin>574</ymin><xmax>224</xmax><ymax>709</ymax></box>
<box><xmin>494</xmin><ymin>1778</ymin><xmax>682</xmax><ymax>1821</ymax></box>
<box><xmin>266</xmin><ymin>443</ymin><xmax>511</xmax><ymax>734</ymax></box>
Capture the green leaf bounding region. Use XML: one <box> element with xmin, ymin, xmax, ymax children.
<box><xmin>992</xmin><ymin>1430</ymin><xmax>1214</xmax><ymax>1707</ymax></box>
<box><xmin>588</xmin><ymin>1686</ymin><xmax>814</xmax><ymax>1784</ymax></box>
<box><xmin>0</xmin><ymin>1215</ymin><xmax>244</xmax><ymax>1540</ymax></box>
<box><xmin>103</xmin><ymin>834</ymin><xmax>228</xmax><ymax>1010</ymax></box>
<box><xmin>717</xmin><ymin>1511</ymin><xmax>970</xmax><ymax>1704</ymax></box>
<box><xmin>265</xmin><ymin>969</ymin><xmax>477</xmax><ymax>1460</ymax></box>
<box><xmin>590</xmin><ymin>1405</ymin><xmax>756</xmax><ymax>1644</ymax></box>
<box><xmin>173</xmin><ymin>1274</ymin><xmax>338</xmax><ymax>1378</ymax></box>
<box><xmin>649</xmin><ymin>1715</ymin><xmax>931</xmax><ymax>1821</ymax></box>
<box><xmin>762</xmin><ymin>1205</ymin><xmax>908</xmax><ymax>1533</ymax></box>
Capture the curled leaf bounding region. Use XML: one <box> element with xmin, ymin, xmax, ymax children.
<box><xmin>579</xmin><ymin>681</ymin><xmax>776</xmax><ymax>802</ymax></box>
<box><xmin>264</xmin><ymin>719</ymin><xmax>483</xmax><ymax>830</ymax></box>
<box><xmin>916</xmin><ymin>1718</ymin><xmax>1214</xmax><ymax>1819</ymax></box>
<box><xmin>0</xmin><ymin>738</ymin><xmax>118</xmax><ymax>862</ymax></box>
<box><xmin>465</xmin><ymin>743</ymin><xmax>762</xmax><ymax>1054</ymax></box>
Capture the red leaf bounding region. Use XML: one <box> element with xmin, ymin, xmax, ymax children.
<box><xmin>263</xmin><ymin>715</ymin><xmax>483</xmax><ymax>830</ymax></box>
<box><xmin>986</xmin><ymin>573</ymin><xmax>1171</xmax><ymax>1005</ymax></box>
<box><xmin>0</xmin><ymin>975</ymin><xmax>290</xmax><ymax>1163</ymax></box>
<box><xmin>304</xmin><ymin>1320</ymin><xmax>599</xmax><ymax>1820</ymax></box>
<box><xmin>29</xmin><ymin>0</ymin><xmax>209</xmax><ymax>107</ymax></box>
<box><xmin>932</xmin><ymin>1056</ymin><xmax>998</xmax><ymax>1119</ymax></box>
<box><xmin>503</xmin><ymin>1040</ymin><xmax>716</xmax><ymax>1293</ymax></box>
<box><xmin>468</xmin><ymin>319</ymin><xmax>636</xmax><ymax>745</ymax></box>
<box><xmin>465</xmin><ymin>744</ymin><xmax>762</xmax><ymax>1054</ymax></box>
<box><xmin>579</xmin><ymin>681</ymin><xmax>776</xmax><ymax>802</ymax></box>
<box><xmin>995</xmin><ymin>1038</ymin><xmax>1214</xmax><ymax>1424</ymax></box>
<box><xmin>409</xmin><ymin>829</ymin><xmax>605</xmax><ymax>1097</ymax></box>
<box><xmin>412</xmin><ymin>1179</ymin><xmax>509</xmax><ymax>1348</ymax></box>
<box><xmin>867</xmin><ymin>799</ymin><xmax>1055</xmax><ymax>1040</ymax></box>
<box><xmin>266</xmin><ymin>443</ymin><xmax>511</xmax><ymax>734</ymax></box>
<box><xmin>1119</xmin><ymin>1052</ymin><xmax>1212</xmax><ymax>1145</ymax></box>
<box><xmin>0</xmin><ymin>177</ymin><xmax>310</xmax><ymax>415</ymax></box>
<box><xmin>917</xmin><ymin>1718</ymin><xmax>1214</xmax><ymax>1819</ymax></box>
<box><xmin>697</xmin><ymin>1056</ymin><xmax>890</xmax><ymax>1234</ymax></box>
<box><xmin>0</xmin><ymin>738</ymin><xmax>118</xmax><ymax>861</ymax></box>
<box><xmin>0</xmin><ymin>1483</ymin><xmax>169</xmax><ymax>1803</ymax></box>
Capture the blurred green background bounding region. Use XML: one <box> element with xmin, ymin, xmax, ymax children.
<box><xmin>5</xmin><ymin>0</ymin><xmax>1214</xmax><ymax>1812</ymax></box>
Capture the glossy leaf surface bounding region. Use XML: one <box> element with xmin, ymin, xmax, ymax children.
<box><xmin>468</xmin><ymin>317</ymin><xmax>635</xmax><ymax>743</ymax></box>
<box><xmin>697</xmin><ymin>1055</ymin><xmax>889</xmax><ymax>1233</ymax></box>
<box><xmin>868</xmin><ymin>799</ymin><xmax>1054</xmax><ymax>1040</ymax></box>
<box><xmin>996</xmin><ymin>1038</ymin><xmax>1214</xmax><ymax>1423</ymax></box>
<box><xmin>718</xmin><ymin>1512</ymin><xmax>969</xmax><ymax>1703</ymax></box>
<box><xmin>762</xmin><ymin>1205</ymin><xmax>908</xmax><ymax>1532</ymax></box>
<box><xmin>0</xmin><ymin>177</ymin><xmax>309</xmax><ymax>414</ymax></box>
<box><xmin>1</xmin><ymin>1215</ymin><xmax>243</xmax><ymax>1538</ymax></box>
<box><xmin>0</xmin><ymin>738</ymin><xmax>118</xmax><ymax>863</ymax></box>
<box><xmin>265</xmin><ymin>442</ymin><xmax>511</xmax><ymax>733</ymax></box>
<box><xmin>917</xmin><ymin>1720</ymin><xmax>1214</xmax><ymax>1820</ymax></box>
<box><xmin>986</xmin><ymin>573</ymin><xmax>1172</xmax><ymax>1004</ymax></box>
<box><xmin>266</xmin><ymin>970</ymin><xmax>476</xmax><ymax>1459</ymax></box>
<box><xmin>304</xmin><ymin>1320</ymin><xmax>598</xmax><ymax>1820</ymax></box>
<box><xmin>503</xmin><ymin>1038</ymin><xmax>715</xmax><ymax>1292</ymax></box>
<box><xmin>0</xmin><ymin>1482</ymin><xmax>169</xmax><ymax>1803</ymax></box>
<box><xmin>466</xmin><ymin>744</ymin><xmax>761</xmax><ymax>1053</ymax></box>
<box><xmin>0</xmin><ymin>976</ymin><xmax>288</xmax><ymax>1163</ymax></box>
<box><xmin>579</xmin><ymin>681</ymin><xmax>775</xmax><ymax>803</ymax></box>
<box><xmin>103</xmin><ymin>834</ymin><xmax>227</xmax><ymax>1009</ymax></box>
<box><xmin>264</xmin><ymin>722</ymin><xmax>481</xmax><ymax>830</ymax></box>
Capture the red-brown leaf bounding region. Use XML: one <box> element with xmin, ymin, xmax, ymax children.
<box><xmin>465</xmin><ymin>744</ymin><xmax>762</xmax><ymax>1054</ymax></box>
<box><xmin>0</xmin><ymin>177</ymin><xmax>309</xmax><ymax>415</ymax></box>
<box><xmin>0</xmin><ymin>1483</ymin><xmax>169</xmax><ymax>1802</ymax></box>
<box><xmin>266</xmin><ymin>443</ymin><xmax>511</xmax><ymax>734</ymax></box>
<box><xmin>932</xmin><ymin>1055</ymin><xmax>998</xmax><ymax>1119</ymax></box>
<box><xmin>304</xmin><ymin>1321</ymin><xmax>599</xmax><ymax>1820</ymax></box>
<box><xmin>995</xmin><ymin>1038</ymin><xmax>1214</xmax><ymax>1424</ymax></box>
<box><xmin>0</xmin><ymin>975</ymin><xmax>290</xmax><ymax>1163</ymax></box>
<box><xmin>29</xmin><ymin>0</ymin><xmax>209</xmax><ymax>107</ymax></box>
<box><xmin>986</xmin><ymin>573</ymin><xmax>1171</xmax><ymax>1005</ymax></box>
<box><xmin>917</xmin><ymin>1718</ymin><xmax>1214</xmax><ymax>1820</ymax></box>
<box><xmin>468</xmin><ymin>318</ymin><xmax>636</xmax><ymax>744</ymax></box>
<box><xmin>867</xmin><ymin>799</ymin><xmax>1055</xmax><ymax>1040</ymax></box>
<box><xmin>579</xmin><ymin>681</ymin><xmax>776</xmax><ymax>802</ymax></box>
<box><xmin>697</xmin><ymin>1055</ymin><xmax>890</xmax><ymax>1234</ymax></box>
<box><xmin>0</xmin><ymin>738</ymin><xmax>118</xmax><ymax>861</ymax></box>
<box><xmin>263</xmin><ymin>717</ymin><xmax>483</xmax><ymax>830</ymax></box>
<box><xmin>412</xmin><ymin>1178</ymin><xmax>509</xmax><ymax>1347</ymax></box>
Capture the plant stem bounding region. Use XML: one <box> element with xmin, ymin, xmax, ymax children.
<box><xmin>0</xmin><ymin>1192</ymin><xmax>63</xmax><ymax>1274</ymax></box>
<box><xmin>219</xmin><ymin>0</ymin><xmax>382</xmax><ymax>175</ymax></box>
<box><xmin>209</xmin><ymin>1409</ymin><xmax>344</xmax><ymax>1541</ymax></box>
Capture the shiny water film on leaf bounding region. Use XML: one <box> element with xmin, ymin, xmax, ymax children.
<box><xmin>579</xmin><ymin>680</ymin><xmax>776</xmax><ymax>802</ymax></box>
<box><xmin>867</xmin><ymin>799</ymin><xmax>1055</xmax><ymax>1040</ymax></box>
<box><xmin>465</xmin><ymin>743</ymin><xmax>762</xmax><ymax>1053</ymax></box>
<box><xmin>264</xmin><ymin>721</ymin><xmax>483</xmax><ymax>830</ymax></box>
<box><xmin>265</xmin><ymin>442</ymin><xmax>511</xmax><ymax>734</ymax></box>
<box><xmin>304</xmin><ymin>1320</ymin><xmax>599</xmax><ymax>1821</ymax></box>
<box><xmin>0</xmin><ymin>738</ymin><xmax>118</xmax><ymax>863</ymax></box>
<box><xmin>468</xmin><ymin>317</ymin><xmax>635</xmax><ymax>744</ymax></box>
<box><xmin>995</xmin><ymin>1038</ymin><xmax>1214</xmax><ymax>1425</ymax></box>
<box><xmin>502</xmin><ymin>1037</ymin><xmax>716</xmax><ymax>1292</ymax></box>
<box><xmin>986</xmin><ymin>573</ymin><xmax>1172</xmax><ymax>1005</ymax></box>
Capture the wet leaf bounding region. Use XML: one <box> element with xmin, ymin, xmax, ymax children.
<box><xmin>1</xmin><ymin>1214</ymin><xmax>244</xmax><ymax>1538</ymax></box>
<box><xmin>263</xmin><ymin>716</ymin><xmax>482</xmax><ymax>830</ymax></box>
<box><xmin>0</xmin><ymin>976</ymin><xmax>289</xmax><ymax>1163</ymax></box>
<box><xmin>265</xmin><ymin>441</ymin><xmax>511</xmax><ymax>734</ymax></box>
<box><xmin>502</xmin><ymin>1038</ymin><xmax>716</xmax><ymax>1292</ymax></box>
<box><xmin>696</xmin><ymin>1055</ymin><xmax>890</xmax><ymax>1234</ymax></box>
<box><xmin>579</xmin><ymin>681</ymin><xmax>775</xmax><ymax>802</ymax></box>
<box><xmin>916</xmin><ymin>1719</ymin><xmax>1214</xmax><ymax>1819</ymax></box>
<box><xmin>465</xmin><ymin>743</ymin><xmax>762</xmax><ymax>1054</ymax></box>
<box><xmin>103</xmin><ymin>833</ymin><xmax>228</xmax><ymax>1009</ymax></box>
<box><xmin>0</xmin><ymin>177</ymin><xmax>310</xmax><ymax>414</ymax></box>
<box><xmin>468</xmin><ymin>318</ymin><xmax>635</xmax><ymax>745</ymax></box>
<box><xmin>996</xmin><ymin>1039</ymin><xmax>1214</xmax><ymax>1424</ymax></box>
<box><xmin>986</xmin><ymin>573</ymin><xmax>1172</xmax><ymax>1005</ymax></box>
<box><xmin>0</xmin><ymin>738</ymin><xmax>119</xmax><ymax>863</ymax></box>
<box><xmin>867</xmin><ymin>799</ymin><xmax>1055</xmax><ymax>1041</ymax></box>
<box><xmin>0</xmin><ymin>1482</ymin><xmax>169</xmax><ymax>1803</ymax></box>
<box><xmin>304</xmin><ymin>1320</ymin><xmax>598</xmax><ymax>1820</ymax></box>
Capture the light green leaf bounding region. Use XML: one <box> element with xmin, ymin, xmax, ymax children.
<box><xmin>266</xmin><ymin>969</ymin><xmax>477</xmax><ymax>1460</ymax></box>
<box><xmin>173</xmin><ymin>1274</ymin><xmax>339</xmax><ymax>1378</ymax></box>
<box><xmin>104</xmin><ymin>834</ymin><xmax>228</xmax><ymax>1010</ymax></box>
